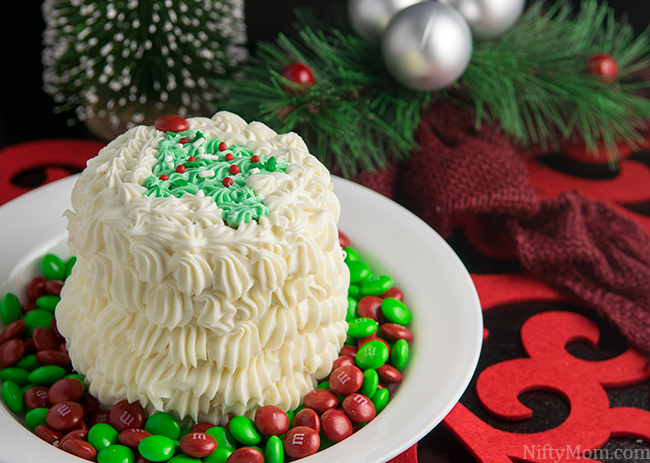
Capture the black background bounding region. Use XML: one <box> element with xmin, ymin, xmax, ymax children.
<box><xmin>0</xmin><ymin>0</ymin><xmax>648</xmax><ymax>150</ymax></box>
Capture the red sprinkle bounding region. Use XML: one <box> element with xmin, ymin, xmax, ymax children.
<box><xmin>229</xmin><ymin>164</ymin><xmax>240</xmax><ymax>175</ymax></box>
<box><xmin>251</xmin><ymin>155</ymin><xmax>260</xmax><ymax>163</ymax></box>
<box><xmin>218</xmin><ymin>142</ymin><xmax>227</xmax><ymax>151</ymax></box>
<box><xmin>222</xmin><ymin>177</ymin><xmax>234</xmax><ymax>188</ymax></box>
<box><xmin>225</xmin><ymin>153</ymin><xmax>234</xmax><ymax>161</ymax></box>
<box><xmin>179</xmin><ymin>137</ymin><xmax>189</xmax><ymax>144</ymax></box>
<box><xmin>159</xmin><ymin>174</ymin><xmax>168</xmax><ymax>181</ymax></box>
<box><xmin>188</xmin><ymin>156</ymin><xmax>196</xmax><ymax>162</ymax></box>
<box><xmin>176</xmin><ymin>165</ymin><xmax>186</xmax><ymax>173</ymax></box>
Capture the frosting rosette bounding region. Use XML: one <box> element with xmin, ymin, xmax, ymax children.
<box><xmin>56</xmin><ymin>111</ymin><xmax>350</xmax><ymax>423</ymax></box>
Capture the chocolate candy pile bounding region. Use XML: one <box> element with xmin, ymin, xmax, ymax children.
<box><xmin>0</xmin><ymin>232</ymin><xmax>413</xmax><ymax>462</ymax></box>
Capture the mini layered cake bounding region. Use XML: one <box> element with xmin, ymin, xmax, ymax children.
<box><xmin>56</xmin><ymin>112</ymin><xmax>349</xmax><ymax>423</ymax></box>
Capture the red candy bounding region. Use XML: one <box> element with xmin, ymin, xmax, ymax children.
<box><xmin>50</xmin><ymin>317</ymin><xmax>65</xmax><ymax>342</ymax></box>
<box><xmin>36</xmin><ymin>349</ymin><xmax>71</xmax><ymax>368</ymax></box>
<box><xmin>180</xmin><ymin>137</ymin><xmax>189</xmax><ymax>144</ymax></box>
<box><xmin>119</xmin><ymin>428</ymin><xmax>152</xmax><ymax>448</ymax></box>
<box><xmin>44</xmin><ymin>280</ymin><xmax>64</xmax><ymax>297</ymax></box>
<box><xmin>159</xmin><ymin>174</ymin><xmax>168</xmax><ymax>181</ymax></box>
<box><xmin>338</xmin><ymin>231</ymin><xmax>350</xmax><ymax>248</ymax></box>
<box><xmin>48</xmin><ymin>377</ymin><xmax>85</xmax><ymax>404</ymax></box>
<box><xmin>332</xmin><ymin>355</ymin><xmax>355</xmax><ymax>370</ymax></box>
<box><xmin>21</xmin><ymin>301</ymin><xmax>38</xmax><ymax>314</ymax></box>
<box><xmin>23</xmin><ymin>338</ymin><xmax>36</xmax><ymax>353</ymax></box>
<box><xmin>342</xmin><ymin>393</ymin><xmax>376</xmax><ymax>423</ymax></box>
<box><xmin>179</xmin><ymin>432</ymin><xmax>217</xmax><ymax>458</ymax></box>
<box><xmin>89</xmin><ymin>410</ymin><xmax>110</xmax><ymax>427</ymax></box>
<box><xmin>228</xmin><ymin>448</ymin><xmax>264</xmax><ymax>463</ymax></box>
<box><xmin>47</xmin><ymin>401</ymin><xmax>84</xmax><ymax>430</ymax></box>
<box><xmin>26</xmin><ymin>277</ymin><xmax>48</xmax><ymax>302</ymax></box>
<box><xmin>329</xmin><ymin>365</ymin><xmax>363</xmax><ymax>396</ymax></box>
<box><xmin>189</xmin><ymin>422</ymin><xmax>215</xmax><ymax>433</ymax></box>
<box><xmin>154</xmin><ymin>115</ymin><xmax>189</xmax><ymax>133</ymax></box>
<box><xmin>302</xmin><ymin>389</ymin><xmax>338</xmax><ymax>414</ymax></box>
<box><xmin>61</xmin><ymin>438</ymin><xmax>97</xmax><ymax>460</ymax></box>
<box><xmin>292</xmin><ymin>408</ymin><xmax>320</xmax><ymax>433</ymax></box>
<box><xmin>224</xmin><ymin>153</ymin><xmax>234</xmax><ymax>161</ymax></box>
<box><xmin>321</xmin><ymin>409</ymin><xmax>353</xmax><ymax>443</ymax></box>
<box><xmin>339</xmin><ymin>345</ymin><xmax>357</xmax><ymax>359</ymax></box>
<box><xmin>175</xmin><ymin>165</ymin><xmax>186</xmax><ymax>173</ymax></box>
<box><xmin>0</xmin><ymin>320</ymin><xmax>26</xmax><ymax>344</ymax></box>
<box><xmin>380</xmin><ymin>323</ymin><xmax>413</xmax><ymax>342</ymax></box>
<box><xmin>35</xmin><ymin>424</ymin><xmax>64</xmax><ymax>444</ymax></box>
<box><xmin>218</xmin><ymin>142</ymin><xmax>227</xmax><ymax>151</ymax></box>
<box><xmin>59</xmin><ymin>428</ymin><xmax>89</xmax><ymax>449</ymax></box>
<box><xmin>283</xmin><ymin>426</ymin><xmax>320</xmax><ymax>459</ymax></box>
<box><xmin>32</xmin><ymin>327</ymin><xmax>58</xmax><ymax>351</ymax></box>
<box><xmin>80</xmin><ymin>393</ymin><xmax>100</xmax><ymax>418</ymax></box>
<box><xmin>377</xmin><ymin>364</ymin><xmax>402</xmax><ymax>383</ymax></box>
<box><xmin>357</xmin><ymin>296</ymin><xmax>383</xmax><ymax>321</ymax></box>
<box><xmin>358</xmin><ymin>333</ymin><xmax>390</xmax><ymax>351</ymax></box>
<box><xmin>251</xmin><ymin>155</ymin><xmax>260</xmax><ymax>163</ymax></box>
<box><xmin>24</xmin><ymin>386</ymin><xmax>52</xmax><ymax>409</ymax></box>
<box><xmin>222</xmin><ymin>177</ymin><xmax>233</xmax><ymax>187</ymax></box>
<box><xmin>229</xmin><ymin>164</ymin><xmax>240</xmax><ymax>175</ymax></box>
<box><xmin>0</xmin><ymin>338</ymin><xmax>25</xmax><ymax>368</ymax></box>
<box><xmin>188</xmin><ymin>156</ymin><xmax>196</xmax><ymax>162</ymax></box>
<box><xmin>254</xmin><ymin>405</ymin><xmax>289</xmax><ymax>437</ymax></box>
<box><xmin>381</xmin><ymin>286</ymin><xmax>403</xmax><ymax>301</ymax></box>
<box><xmin>109</xmin><ymin>400</ymin><xmax>146</xmax><ymax>432</ymax></box>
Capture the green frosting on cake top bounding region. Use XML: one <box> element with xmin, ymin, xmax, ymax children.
<box><xmin>143</xmin><ymin>130</ymin><xmax>289</xmax><ymax>227</ymax></box>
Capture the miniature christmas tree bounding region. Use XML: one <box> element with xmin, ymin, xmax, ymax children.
<box><xmin>42</xmin><ymin>0</ymin><xmax>248</xmax><ymax>139</ymax></box>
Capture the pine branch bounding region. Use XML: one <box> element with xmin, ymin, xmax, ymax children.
<box><xmin>460</xmin><ymin>0</ymin><xmax>650</xmax><ymax>159</ymax></box>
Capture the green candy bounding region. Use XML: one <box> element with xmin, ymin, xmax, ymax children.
<box><xmin>203</xmin><ymin>448</ymin><xmax>233</xmax><ymax>463</ymax></box>
<box><xmin>21</xmin><ymin>384</ymin><xmax>36</xmax><ymax>394</ymax></box>
<box><xmin>0</xmin><ymin>367</ymin><xmax>31</xmax><ymax>386</ymax></box>
<box><xmin>14</xmin><ymin>354</ymin><xmax>39</xmax><ymax>371</ymax></box>
<box><xmin>347</xmin><ymin>317</ymin><xmax>378</xmax><ymax>339</ymax></box>
<box><xmin>285</xmin><ymin>410</ymin><xmax>295</xmax><ymax>430</ymax></box>
<box><xmin>206</xmin><ymin>426</ymin><xmax>237</xmax><ymax>451</ymax></box>
<box><xmin>372</xmin><ymin>388</ymin><xmax>390</xmax><ymax>413</ymax></box>
<box><xmin>0</xmin><ymin>293</ymin><xmax>21</xmax><ymax>325</ymax></box>
<box><xmin>145</xmin><ymin>412</ymin><xmax>181</xmax><ymax>440</ymax></box>
<box><xmin>318</xmin><ymin>433</ymin><xmax>335</xmax><ymax>451</ymax></box>
<box><xmin>168</xmin><ymin>456</ymin><xmax>201</xmax><ymax>463</ymax></box>
<box><xmin>355</xmin><ymin>340</ymin><xmax>389</xmax><ymax>370</ymax></box>
<box><xmin>348</xmin><ymin>284</ymin><xmax>361</xmax><ymax>300</ymax></box>
<box><xmin>97</xmin><ymin>444</ymin><xmax>136</xmax><ymax>463</ymax></box>
<box><xmin>381</xmin><ymin>298</ymin><xmax>411</xmax><ymax>325</ymax></box>
<box><xmin>359</xmin><ymin>368</ymin><xmax>379</xmax><ymax>399</ymax></box>
<box><xmin>390</xmin><ymin>339</ymin><xmax>410</xmax><ymax>371</ymax></box>
<box><xmin>346</xmin><ymin>297</ymin><xmax>358</xmax><ymax>322</ymax></box>
<box><xmin>41</xmin><ymin>254</ymin><xmax>66</xmax><ymax>281</ymax></box>
<box><xmin>64</xmin><ymin>257</ymin><xmax>77</xmax><ymax>279</ymax></box>
<box><xmin>139</xmin><ymin>435</ymin><xmax>176</xmax><ymax>462</ymax></box>
<box><xmin>316</xmin><ymin>381</ymin><xmax>331</xmax><ymax>390</ymax></box>
<box><xmin>179</xmin><ymin>427</ymin><xmax>191</xmax><ymax>439</ymax></box>
<box><xmin>228</xmin><ymin>416</ymin><xmax>261</xmax><ymax>445</ymax></box>
<box><xmin>35</xmin><ymin>295</ymin><xmax>60</xmax><ymax>312</ymax></box>
<box><xmin>25</xmin><ymin>407</ymin><xmax>49</xmax><ymax>431</ymax></box>
<box><xmin>89</xmin><ymin>423</ymin><xmax>120</xmax><ymax>451</ymax></box>
<box><xmin>360</xmin><ymin>275</ymin><xmax>393</xmax><ymax>296</ymax></box>
<box><xmin>266</xmin><ymin>435</ymin><xmax>284</xmax><ymax>463</ymax></box>
<box><xmin>23</xmin><ymin>309</ymin><xmax>54</xmax><ymax>337</ymax></box>
<box><xmin>343</xmin><ymin>246</ymin><xmax>361</xmax><ymax>263</ymax></box>
<box><xmin>1</xmin><ymin>381</ymin><xmax>24</xmax><ymax>413</ymax></box>
<box><xmin>28</xmin><ymin>365</ymin><xmax>66</xmax><ymax>386</ymax></box>
<box><xmin>347</xmin><ymin>260</ymin><xmax>371</xmax><ymax>284</ymax></box>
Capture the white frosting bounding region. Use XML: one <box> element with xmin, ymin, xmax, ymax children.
<box><xmin>56</xmin><ymin>111</ymin><xmax>349</xmax><ymax>423</ymax></box>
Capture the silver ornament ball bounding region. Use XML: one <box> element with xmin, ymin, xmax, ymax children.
<box><xmin>382</xmin><ymin>2</ymin><xmax>473</xmax><ymax>91</ymax></box>
<box><xmin>438</xmin><ymin>0</ymin><xmax>525</xmax><ymax>39</ymax></box>
<box><xmin>348</xmin><ymin>0</ymin><xmax>426</xmax><ymax>44</ymax></box>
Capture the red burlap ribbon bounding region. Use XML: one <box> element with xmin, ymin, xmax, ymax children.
<box><xmin>392</xmin><ymin>103</ymin><xmax>650</xmax><ymax>354</ymax></box>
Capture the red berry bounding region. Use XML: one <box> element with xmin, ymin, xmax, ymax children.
<box><xmin>180</xmin><ymin>137</ymin><xmax>189</xmax><ymax>144</ymax></box>
<box><xmin>159</xmin><ymin>174</ymin><xmax>168</xmax><ymax>181</ymax></box>
<box><xmin>176</xmin><ymin>165</ymin><xmax>186</xmax><ymax>173</ymax></box>
<box><xmin>281</xmin><ymin>63</ymin><xmax>316</xmax><ymax>92</ymax></box>
<box><xmin>222</xmin><ymin>177</ymin><xmax>234</xmax><ymax>187</ymax></box>
<box><xmin>218</xmin><ymin>141</ymin><xmax>227</xmax><ymax>151</ymax></box>
<box><xmin>251</xmin><ymin>155</ymin><xmax>260</xmax><ymax>163</ymax></box>
<box><xmin>225</xmin><ymin>153</ymin><xmax>234</xmax><ymax>161</ymax></box>
<box><xmin>586</xmin><ymin>53</ymin><xmax>618</xmax><ymax>82</ymax></box>
<box><xmin>229</xmin><ymin>164</ymin><xmax>240</xmax><ymax>175</ymax></box>
<box><xmin>154</xmin><ymin>115</ymin><xmax>189</xmax><ymax>133</ymax></box>
<box><xmin>188</xmin><ymin>156</ymin><xmax>196</xmax><ymax>162</ymax></box>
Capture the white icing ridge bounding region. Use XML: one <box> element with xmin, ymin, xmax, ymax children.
<box><xmin>57</xmin><ymin>111</ymin><xmax>350</xmax><ymax>423</ymax></box>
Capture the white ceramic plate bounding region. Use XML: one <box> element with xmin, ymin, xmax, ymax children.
<box><xmin>0</xmin><ymin>175</ymin><xmax>482</xmax><ymax>463</ymax></box>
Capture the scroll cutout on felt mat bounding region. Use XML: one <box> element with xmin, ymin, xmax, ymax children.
<box><xmin>444</xmin><ymin>311</ymin><xmax>650</xmax><ymax>463</ymax></box>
